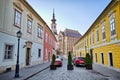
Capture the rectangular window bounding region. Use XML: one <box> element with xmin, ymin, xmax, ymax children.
<box><xmin>49</xmin><ymin>37</ymin><xmax>51</xmax><ymax>44</ymax></box>
<box><xmin>101</xmin><ymin>53</ymin><xmax>104</xmax><ymax>64</ymax></box>
<box><xmin>46</xmin><ymin>48</ymin><xmax>48</xmax><ymax>57</ymax></box>
<box><xmin>87</xmin><ymin>39</ymin><xmax>88</xmax><ymax>46</ymax></box>
<box><xmin>109</xmin><ymin>53</ymin><xmax>113</xmax><ymax>66</ymax></box>
<box><xmin>27</xmin><ymin>19</ymin><xmax>32</xmax><ymax>33</ymax></box>
<box><xmin>90</xmin><ymin>36</ymin><xmax>91</xmax><ymax>45</ymax></box>
<box><xmin>109</xmin><ymin>13</ymin><xmax>116</xmax><ymax>36</ymax></box>
<box><xmin>14</xmin><ymin>9</ymin><xmax>22</xmax><ymax>28</ymax></box>
<box><xmin>4</xmin><ymin>44</ymin><xmax>13</xmax><ymax>60</ymax></box>
<box><xmin>37</xmin><ymin>25</ymin><xmax>43</xmax><ymax>38</ymax></box>
<box><xmin>38</xmin><ymin>49</ymin><xmax>41</xmax><ymax>58</ymax></box>
<box><xmin>48</xmin><ymin>36</ymin><xmax>49</xmax><ymax>44</ymax></box>
<box><xmin>95</xmin><ymin>53</ymin><xmax>97</xmax><ymax>62</ymax></box>
<box><xmin>46</xmin><ymin>33</ymin><xmax>48</xmax><ymax>42</ymax></box>
<box><xmin>92</xmin><ymin>32</ymin><xmax>94</xmax><ymax>44</ymax></box>
<box><xmin>101</xmin><ymin>21</ymin><xmax>106</xmax><ymax>40</ymax></box>
<box><xmin>96</xmin><ymin>28</ymin><xmax>99</xmax><ymax>42</ymax></box>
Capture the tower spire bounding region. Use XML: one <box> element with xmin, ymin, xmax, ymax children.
<box><xmin>51</xmin><ymin>9</ymin><xmax>57</xmax><ymax>35</ymax></box>
<box><xmin>51</xmin><ymin>8</ymin><xmax>56</xmax><ymax>23</ymax></box>
<box><xmin>53</xmin><ymin>8</ymin><xmax>55</xmax><ymax>19</ymax></box>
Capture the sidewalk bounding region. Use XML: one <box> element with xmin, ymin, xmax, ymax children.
<box><xmin>93</xmin><ymin>64</ymin><xmax>120</xmax><ymax>80</ymax></box>
<box><xmin>0</xmin><ymin>62</ymin><xmax>50</xmax><ymax>80</ymax></box>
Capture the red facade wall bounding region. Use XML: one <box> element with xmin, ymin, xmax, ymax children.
<box><xmin>43</xmin><ymin>29</ymin><xmax>56</xmax><ymax>62</ymax></box>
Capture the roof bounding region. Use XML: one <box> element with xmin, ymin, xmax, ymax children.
<box><xmin>64</xmin><ymin>29</ymin><xmax>82</xmax><ymax>38</ymax></box>
<box><xmin>59</xmin><ymin>31</ymin><xmax>64</xmax><ymax>36</ymax></box>
<box><xmin>21</xmin><ymin>0</ymin><xmax>57</xmax><ymax>42</ymax></box>
<box><xmin>74</xmin><ymin>0</ymin><xmax>116</xmax><ymax>46</ymax></box>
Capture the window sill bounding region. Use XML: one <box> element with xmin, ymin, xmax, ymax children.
<box><xmin>14</xmin><ymin>24</ymin><xmax>21</xmax><ymax>29</ymax></box>
<box><xmin>102</xmin><ymin>39</ymin><xmax>106</xmax><ymax>43</ymax></box>
<box><xmin>3</xmin><ymin>59</ymin><xmax>13</xmax><ymax>62</ymax></box>
<box><xmin>96</xmin><ymin>41</ymin><xmax>100</xmax><ymax>44</ymax></box>
<box><xmin>111</xmin><ymin>34</ymin><xmax>117</xmax><ymax>41</ymax></box>
<box><xmin>38</xmin><ymin>36</ymin><xmax>43</xmax><ymax>39</ymax></box>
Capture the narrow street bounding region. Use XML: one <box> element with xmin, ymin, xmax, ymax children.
<box><xmin>28</xmin><ymin>60</ymin><xmax>108</xmax><ymax>80</ymax></box>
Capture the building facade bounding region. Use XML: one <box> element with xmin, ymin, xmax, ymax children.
<box><xmin>58</xmin><ymin>29</ymin><xmax>81</xmax><ymax>58</ymax></box>
<box><xmin>0</xmin><ymin>0</ymin><xmax>56</xmax><ymax>73</ymax></box>
<box><xmin>73</xmin><ymin>0</ymin><xmax>120</xmax><ymax>71</ymax></box>
<box><xmin>58</xmin><ymin>31</ymin><xmax>65</xmax><ymax>55</ymax></box>
<box><xmin>43</xmin><ymin>25</ymin><xmax>57</xmax><ymax>62</ymax></box>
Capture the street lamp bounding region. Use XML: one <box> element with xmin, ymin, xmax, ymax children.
<box><xmin>15</xmin><ymin>30</ymin><xmax>22</xmax><ymax>78</ymax></box>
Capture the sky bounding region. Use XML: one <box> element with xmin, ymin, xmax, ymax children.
<box><xmin>26</xmin><ymin>0</ymin><xmax>111</xmax><ymax>35</ymax></box>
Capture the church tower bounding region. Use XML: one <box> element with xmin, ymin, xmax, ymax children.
<box><xmin>51</xmin><ymin>9</ymin><xmax>57</xmax><ymax>35</ymax></box>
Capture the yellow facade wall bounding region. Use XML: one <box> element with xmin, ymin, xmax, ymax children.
<box><xmin>74</xmin><ymin>0</ymin><xmax>120</xmax><ymax>71</ymax></box>
<box><xmin>93</xmin><ymin>43</ymin><xmax>120</xmax><ymax>69</ymax></box>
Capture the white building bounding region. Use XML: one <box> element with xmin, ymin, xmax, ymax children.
<box><xmin>0</xmin><ymin>0</ymin><xmax>48</xmax><ymax>73</ymax></box>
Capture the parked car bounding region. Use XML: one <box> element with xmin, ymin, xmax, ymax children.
<box><xmin>57</xmin><ymin>55</ymin><xmax>63</xmax><ymax>61</ymax></box>
<box><xmin>55</xmin><ymin>58</ymin><xmax>62</xmax><ymax>67</ymax></box>
<box><xmin>73</xmin><ymin>57</ymin><xmax>85</xmax><ymax>67</ymax></box>
<box><xmin>72</xmin><ymin>57</ymin><xmax>76</xmax><ymax>63</ymax></box>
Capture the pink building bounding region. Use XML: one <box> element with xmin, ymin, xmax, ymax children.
<box><xmin>43</xmin><ymin>26</ymin><xmax>57</xmax><ymax>62</ymax></box>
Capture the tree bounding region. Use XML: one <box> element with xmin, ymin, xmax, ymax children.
<box><xmin>85</xmin><ymin>53</ymin><xmax>92</xmax><ymax>70</ymax></box>
<box><xmin>50</xmin><ymin>54</ymin><xmax>56</xmax><ymax>70</ymax></box>
<box><xmin>67</xmin><ymin>51</ymin><xmax>74</xmax><ymax>70</ymax></box>
<box><xmin>68</xmin><ymin>51</ymin><xmax>72</xmax><ymax>65</ymax></box>
<box><xmin>51</xmin><ymin>54</ymin><xmax>56</xmax><ymax>65</ymax></box>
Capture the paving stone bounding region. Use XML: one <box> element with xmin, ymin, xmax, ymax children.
<box><xmin>28</xmin><ymin>61</ymin><xmax>111</xmax><ymax>80</ymax></box>
<box><xmin>0</xmin><ymin>60</ymin><xmax>120</xmax><ymax>80</ymax></box>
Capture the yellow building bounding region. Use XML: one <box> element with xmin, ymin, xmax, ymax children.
<box><xmin>73</xmin><ymin>0</ymin><xmax>120</xmax><ymax>71</ymax></box>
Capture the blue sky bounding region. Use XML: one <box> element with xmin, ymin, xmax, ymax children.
<box><xmin>26</xmin><ymin>0</ymin><xmax>111</xmax><ymax>35</ymax></box>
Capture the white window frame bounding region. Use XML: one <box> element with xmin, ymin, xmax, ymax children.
<box><xmin>46</xmin><ymin>33</ymin><xmax>48</xmax><ymax>42</ymax></box>
<box><xmin>91</xmin><ymin>32</ymin><xmax>94</xmax><ymax>45</ymax></box>
<box><xmin>101</xmin><ymin>21</ymin><xmax>106</xmax><ymax>43</ymax></box>
<box><xmin>27</xmin><ymin>19</ymin><xmax>32</xmax><ymax>34</ymax></box>
<box><xmin>109</xmin><ymin>13</ymin><xmax>116</xmax><ymax>40</ymax></box>
<box><xmin>96</xmin><ymin>28</ymin><xmax>99</xmax><ymax>42</ymax></box>
<box><xmin>4</xmin><ymin>44</ymin><xmax>14</xmax><ymax>60</ymax></box>
<box><xmin>37</xmin><ymin>25</ymin><xmax>43</xmax><ymax>39</ymax></box>
<box><xmin>14</xmin><ymin>9</ymin><xmax>22</xmax><ymax>28</ymax></box>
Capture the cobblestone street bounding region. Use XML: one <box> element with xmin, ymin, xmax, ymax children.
<box><xmin>0</xmin><ymin>60</ymin><xmax>120</xmax><ymax>80</ymax></box>
<box><xmin>28</xmin><ymin>60</ymin><xmax>109</xmax><ymax>80</ymax></box>
<box><xmin>1</xmin><ymin>0</ymin><xmax>120</xmax><ymax>80</ymax></box>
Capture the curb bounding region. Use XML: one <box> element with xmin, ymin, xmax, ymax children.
<box><xmin>23</xmin><ymin>66</ymin><xmax>50</xmax><ymax>80</ymax></box>
<box><xmin>89</xmin><ymin>70</ymin><xmax>110</xmax><ymax>77</ymax></box>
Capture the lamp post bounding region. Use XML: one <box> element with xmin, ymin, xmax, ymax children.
<box><xmin>15</xmin><ymin>30</ymin><xmax>22</xmax><ymax>78</ymax></box>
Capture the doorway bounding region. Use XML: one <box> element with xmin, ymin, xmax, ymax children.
<box><xmin>26</xmin><ymin>48</ymin><xmax>31</xmax><ymax>65</ymax></box>
<box><xmin>90</xmin><ymin>49</ymin><xmax>93</xmax><ymax>62</ymax></box>
<box><xmin>48</xmin><ymin>52</ymin><xmax>50</xmax><ymax>62</ymax></box>
<box><xmin>109</xmin><ymin>53</ymin><xmax>113</xmax><ymax>66</ymax></box>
